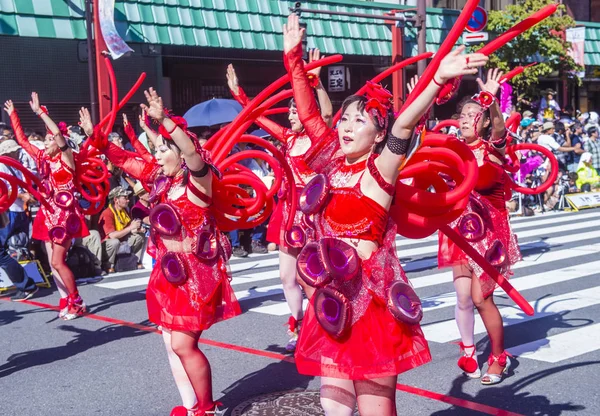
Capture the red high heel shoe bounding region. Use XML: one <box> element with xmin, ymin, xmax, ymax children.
<box><xmin>457</xmin><ymin>342</ymin><xmax>481</xmax><ymax>379</ymax></box>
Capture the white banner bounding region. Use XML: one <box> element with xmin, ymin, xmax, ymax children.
<box><xmin>566</xmin><ymin>26</ymin><xmax>585</xmax><ymax>78</ymax></box>
<box><xmin>328</xmin><ymin>66</ymin><xmax>345</xmax><ymax>92</ymax></box>
<box><xmin>566</xmin><ymin>191</ymin><xmax>600</xmax><ymax>210</ymax></box>
<box><xmin>99</xmin><ymin>0</ymin><xmax>134</xmax><ymax>59</ymax></box>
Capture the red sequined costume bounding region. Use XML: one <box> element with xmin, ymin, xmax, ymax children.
<box><xmin>230</xmin><ymin>87</ymin><xmax>317</xmax><ymax>249</ymax></box>
<box><xmin>101</xmin><ymin>142</ymin><xmax>240</xmax><ymax>331</ymax></box>
<box><xmin>438</xmin><ymin>140</ymin><xmax>521</xmax><ymax>297</ymax></box>
<box><xmin>10</xmin><ymin>112</ymin><xmax>89</xmax><ymax>242</ymax></box>
<box><xmin>286</xmin><ymin>45</ymin><xmax>431</xmax><ymax>379</ymax></box>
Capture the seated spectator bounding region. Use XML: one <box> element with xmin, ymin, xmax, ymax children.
<box><xmin>73</xmin><ymin>216</ymin><xmax>105</xmax><ymax>277</ymax></box>
<box><xmin>576</xmin><ymin>152</ymin><xmax>600</xmax><ymax>192</ymax></box>
<box><xmin>0</xmin><ymin>140</ymin><xmax>38</xmax><ymax>300</ymax></box>
<box><xmin>567</xmin><ymin>172</ymin><xmax>579</xmax><ymax>194</ymax></box>
<box><xmin>98</xmin><ymin>186</ymin><xmax>145</xmax><ymax>273</ymax></box>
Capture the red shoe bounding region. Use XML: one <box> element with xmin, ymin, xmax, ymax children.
<box><xmin>169</xmin><ymin>406</ymin><xmax>189</xmax><ymax>416</ymax></box>
<box><xmin>58</xmin><ymin>297</ymin><xmax>68</xmax><ymax>319</ymax></box>
<box><xmin>61</xmin><ymin>293</ymin><xmax>87</xmax><ymax>321</ymax></box>
<box><xmin>189</xmin><ymin>401</ymin><xmax>223</xmax><ymax>416</ymax></box>
<box><xmin>457</xmin><ymin>342</ymin><xmax>481</xmax><ymax>378</ymax></box>
<box><xmin>481</xmin><ymin>351</ymin><xmax>512</xmax><ymax>385</ymax></box>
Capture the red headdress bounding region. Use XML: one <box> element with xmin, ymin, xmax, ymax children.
<box><xmin>363</xmin><ymin>81</ymin><xmax>393</xmax><ymax>131</ymax></box>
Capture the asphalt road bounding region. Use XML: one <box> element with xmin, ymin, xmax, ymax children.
<box><xmin>1</xmin><ymin>208</ymin><xmax>599</xmax><ymax>416</ymax></box>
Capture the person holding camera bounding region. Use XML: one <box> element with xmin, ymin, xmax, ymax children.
<box><xmin>98</xmin><ymin>186</ymin><xmax>146</xmax><ymax>273</ymax></box>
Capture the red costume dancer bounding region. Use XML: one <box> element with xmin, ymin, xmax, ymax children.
<box><xmin>226</xmin><ymin>56</ymin><xmax>333</xmax><ymax>351</ymax></box>
<box><xmin>438</xmin><ymin>69</ymin><xmax>520</xmax><ymax>385</ymax></box>
<box><xmin>283</xmin><ymin>14</ymin><xmax>487</xmax><ymax>415</ymax></box>
<box><xmin>5</xmin><ymin>94</ymin><xmax>89</xmax><ymax>320</ymax></box>
<box><xmin>83</xmin><ymin>89</ymin><xmax>238</xmax><ymax>416</ymax></box>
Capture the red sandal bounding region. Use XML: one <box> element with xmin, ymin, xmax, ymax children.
<box><xmin>457</xmin><ymin>342</ymin><xmax>481</xmax><ymax>379</ymax></box>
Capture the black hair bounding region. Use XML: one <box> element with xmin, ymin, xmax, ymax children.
<box><xmin>554</xmin><ymin>121</ymin><xmax>565</xmax><ymax>134</ymax></box>
<box><xmin>161</xmin><ymin>138</ymin><xmax>191</xmax><ymax>186</ymax></box>
<box><xmin>588</xmin><ymin>126</ymin><xmax>598</xmax><ymax>136</ymax></box>
<box><xmin>340</xmin><ymin>95</ymin><xmax>395</xmax><ymax>154</ymax></box>
<box><xmin>457</xmin><ymin>96</ymin><xmax>491</xmax><ymax>139</ymax></box>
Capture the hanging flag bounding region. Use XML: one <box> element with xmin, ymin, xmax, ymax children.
<box><xmin>99</xmin><ymin>0</ymin><xmax>134</xmax><ymax>59</ymax></box>
<box><xmin>566</xmin><ymin>26</ymin><xmax>585</xmax><ymax>79</ymax></box>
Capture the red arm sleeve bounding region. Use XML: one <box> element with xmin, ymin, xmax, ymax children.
<box><xmin>283</xmin><ymin>44</ymin><xmax>340</xmax><ymax>172</ymax></box>
<box><xmin>230</xmin><ymin>86</ymin><xmax>289</xmax><ymax>143</ymax></box>
<box><xmin>10</xmin><ymin>112</ymin><xmax>41</xmax><ymax>160</ymax></box>
<box><xmin>284</xmin><ymin>44</ymin><xmax>331</xmax><ymax>142</ymax></box>
<box><xmin>124</xmin><ymin>123</ymin><xmax>155</xmax><ymax>163</ymax></box>
<box><xmin>104</xmin><ymin>142</ymin><xmax>159</xmax><ymax>187</ymax></box>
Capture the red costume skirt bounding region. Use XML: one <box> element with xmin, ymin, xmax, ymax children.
<box><xmin>146</xmin><ymin>254</ymin><xmax>241</xmax><ymax>332</ymax></box>
<box><xmin>295</xmin><ymin>297</ymin><xmax>431</xmax><ymax>380</ymax></box>
<box><xmin>266</xmin><ymin>188</ymin><xmax>304</xmax><ymax>249</ymax></box>
<box><xmin>31</xmin><ymin>205</ymin><xmax>89</xmax><ymax>242</ymax></box>
<box><xmin>438</xmin><ymin>192</ymin><xmax>521</xmax><ymax>298</ymax></box>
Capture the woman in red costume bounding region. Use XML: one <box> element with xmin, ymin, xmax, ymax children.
<box><xmin>4</xmin><ymin>94</ymin><xmax>89</xmax><ymax>320</ymax></box>
<box><xmin>438</xmin><ymin>68</ymin><xmax>520</xmax><ymax>385</ymax></box>
<box><xmin>81</xmin><ymin>88</ymin><xmax>239</xmax><ymax>416</ymax></box>
<box><xmin>283</xmin><ymin>14</ymin><xmax>487</xmax><ymax>414</ymax></box>
<box><xmin>226</xmin><ymin>54</ymin><xmax>333</xmax><ymax>351</ymax></box>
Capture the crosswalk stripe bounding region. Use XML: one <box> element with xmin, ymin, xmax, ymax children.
<box><xmin>249</xmin><ymin>299</ymin><xmax>309</xmax><ymax>315</ymax></box>
<box><xmin>397</xmin><ymin>219</ymin><xmax>600</xmax><ymax>259</ymax></box>
<box><xmin>507</xmin><ymin>323</ymin><xmax>600</xmax><ymax>363</ymax></box>
<box><xmin>393</xmin><ymin>211</ymin><xmax>600</xmax><ymax>248</ymax></box>
<box><xmin>421</xmin><ymin>285</ymin><xmax>600</xmax><ymax>343</ymax></box>
<box><xmin>410</xmin><ymin>244</ymin><xmax>600</xmax><ymax>289</ymax></box>
<box><xmin>233</xmin><ymin>284</ymin><xmax>284</xmax><ymax>302</ymax></box>
<box><xmin>420</xmin><ymin>260</ymin><xmax>600</xmax><ymax>313</ymax></box>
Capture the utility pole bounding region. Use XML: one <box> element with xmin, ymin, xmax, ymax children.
<box><xmin>416</xmin><ymin>0</ymin><xmax>427</xmax><ymax>76</ymax></box>
<box><xmin>84</xmin><ymin>0</ymin><xmax>98</xmax><ymax>124</ymax></box>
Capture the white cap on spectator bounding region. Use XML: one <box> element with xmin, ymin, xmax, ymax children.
<box><xmin>542</xmin><ymin>121</ymin><xmax>555</xmax><ymax>132</ymax></box>
<box><xmin>0</xmin><ymin>139</ymin><xmax>21</xmax><ymax>155</ymax></box>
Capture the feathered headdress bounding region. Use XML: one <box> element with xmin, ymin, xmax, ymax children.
<box><xmin>364</xmin><ymin>81</ymin><xmax>393</xmax><ymax>131</ymax></box>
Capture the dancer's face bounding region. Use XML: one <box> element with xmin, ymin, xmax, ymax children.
<box><xmin>154</xmin><ymin>135</ymin><xmax>182</xmax><ymax>176</ymax></box>
<box><xmin>459</xmin><ymin>103</ymin><xmax>488</xmax><ymax>143</ymax></box>
<box><xmin>44</xmin><ymin>133</ymin><xmax>59</xmax><ymax>156</ymax></box>
<box><xmin>338</xmin><ymin>101</ymin><xmax>383</xmax><ymax>162</ymax></box>
<box><xmin>288</xmin><ymin>105</ymin><xmax>303</xmax><ymax>133</ymax></box>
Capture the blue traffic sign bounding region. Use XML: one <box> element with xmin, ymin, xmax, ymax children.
<box><xmin>466</xmin><ymin>6</ymin><xmax>488</xmax><ymax>33</ymax></box>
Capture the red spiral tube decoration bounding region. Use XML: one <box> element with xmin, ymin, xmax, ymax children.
<box><xmin>0</xmin><ymin>156</ymin><xmax>55</xmax><ymax>213</ymax></box>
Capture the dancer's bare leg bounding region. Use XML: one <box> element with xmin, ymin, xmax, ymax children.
<box><xmin>162</xmin><ymin>329</ymin><xmax>198</xmax><ymax>410</ymax></box>
<box><xmin>320</xmin><ymin>377</ymin><xmax>356</xmax><ymax>416</ymax></box>
<box><xmin>45</xmin><ymin>241</ymin><xmax>67</xmax><ymax>298</ymax></box>
<box><xmin>355</xmin><ymin>376</ymin><xmax>397</xmax><ymax>416</ymax></box>
<box><xmin>170</xmin><ymin>330</ymin><xmax>214</xmax><ymax>410</ymax></box>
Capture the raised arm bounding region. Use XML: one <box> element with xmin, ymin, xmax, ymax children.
<box><xmin>141</xmin><ymin>88</ymin><xmax>212</xmax><ymax>203</ymax></box>
<box><xmin>4</xmin><ymin>100</ymin><xmax>41</xmax><ymax>160</ymax></box>
<box><xmin>477</xmin><ymin>68</ymin><xmax>507</xmax><ymax>155</ymax></box>
<box><xmin>29</xmin><ymin>92</ymin><xmax>75</xmax><ymax>170</ymax></box>
<box><xmin>377</xmin><ymin>46</ymin><xmax>488</xmax><ymax>183</ymax></box>
<box><xmin>122</xmin><ymin>113</ymin><xmax>155</xmax><ymax>163</ymax></box>
<box><xmin>308</xmin><ymin>48</ymin><xmax>334</xmax><ymax>128</ymax></box>
<box><xmin>283</xmin><ymin>14</ymin><xmax>331</xmax><ymax>142</ymax></box>
<box><xmin>227</xmin><ymin>64</ymin><xmax>289</xmax><ymax>142</ymax></box>
<box><xmin>138</xmin><ymin>108</ymin><xmax>158</xmax><ymax>149</ymax></box>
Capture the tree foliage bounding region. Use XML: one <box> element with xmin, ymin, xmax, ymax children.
<box><xmin>478</xmin><ymin>0</ymin><xmax>583</xmax><ymax>98</ymax></box>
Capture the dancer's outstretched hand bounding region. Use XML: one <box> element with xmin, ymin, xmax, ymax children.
<box><xmin>283</xmin><ymin>13</ymin><xmax>305</xmax><ymax>54</ymax></box>
<box><xmin>477</xmin><ymin>68</ymin><xmax>504</xmax><ymax>96</ymax></box>
<box><xmin>29</xmin><ymin>92</ymin><xmax>41</xmax><ymax>114</ymax></box>
<box><xmin>435</xmin><ymin>46</ymin><xmax>488</xmax><ymax>83</ymax></box>
<box><xmin>3</xmin><ymin>100</ymin><xmax>15</xmax><ymax>116</ymax></box>
<box><xmin>226</xmin><ymin>64</ymin><xmax>240</xmax><ymax>95</ymax></box>
<box><xmin>122</xmin><ymin>113</ymin><xmax>129</xmax><ymax>127</ymax></box>
<box><xmin>307</xmin><ymin>48</ymin><xmax>324</xmax><ymax>77</ymax></box>
<box><xmin>79</xmin><ymin>107</ymin><xmax>94</xmax><ymax>136</ymax></box>
<box><xmin>406</xmin><ymin>75</ymin><xmax>419</xmax><ymax>95</ymax></box>
<box><xmin>138</xmin><ymin>108</ymin><xmax>149</xmax><ymax>130</ymax></box>
<box><xmin>141</xmin><ymin>88</ymin><xmax>165</xmax><ymax>122</ymax></box>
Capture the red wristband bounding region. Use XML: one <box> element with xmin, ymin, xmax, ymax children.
<box><xmin>165</xmin><ymin>121</ymin><xmax>178</xmax><ymax>135</ymax></box>
<box><xmin>432</xmin><ymin>77</ymin><xmax>445</xmax><ymax>88</ymax></box>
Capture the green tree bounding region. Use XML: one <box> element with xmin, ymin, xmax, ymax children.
<box><xmin>480</xmin><ymin>0</ymin><xmax>583</xmax><ymax>99</ymax></box>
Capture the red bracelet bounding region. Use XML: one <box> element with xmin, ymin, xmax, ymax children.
<box><xmin>432</xmin><ymin>77</ymin><xmax>445</xmax><ymax>88</ymax></box>
<box><xmin>36</xmin><ymin>105</ymin><xmax>49</xmax><ymax>117</ymax></box>
<box><xmin>165</xmin><ymin>122</ymin><xmax>178</xmax><ymax>135</ymax></box>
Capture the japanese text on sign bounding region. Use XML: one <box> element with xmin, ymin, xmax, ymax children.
<box><xmin>328</xmin><ymin>66</ymin><xmax>345</xmax><ymax>92</ymax></box>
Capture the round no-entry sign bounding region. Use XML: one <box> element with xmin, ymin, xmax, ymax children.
<box><xmin>466</xmin><ymin>6</ymin><xmax>488</xmax><ymax>33</ymax></box>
